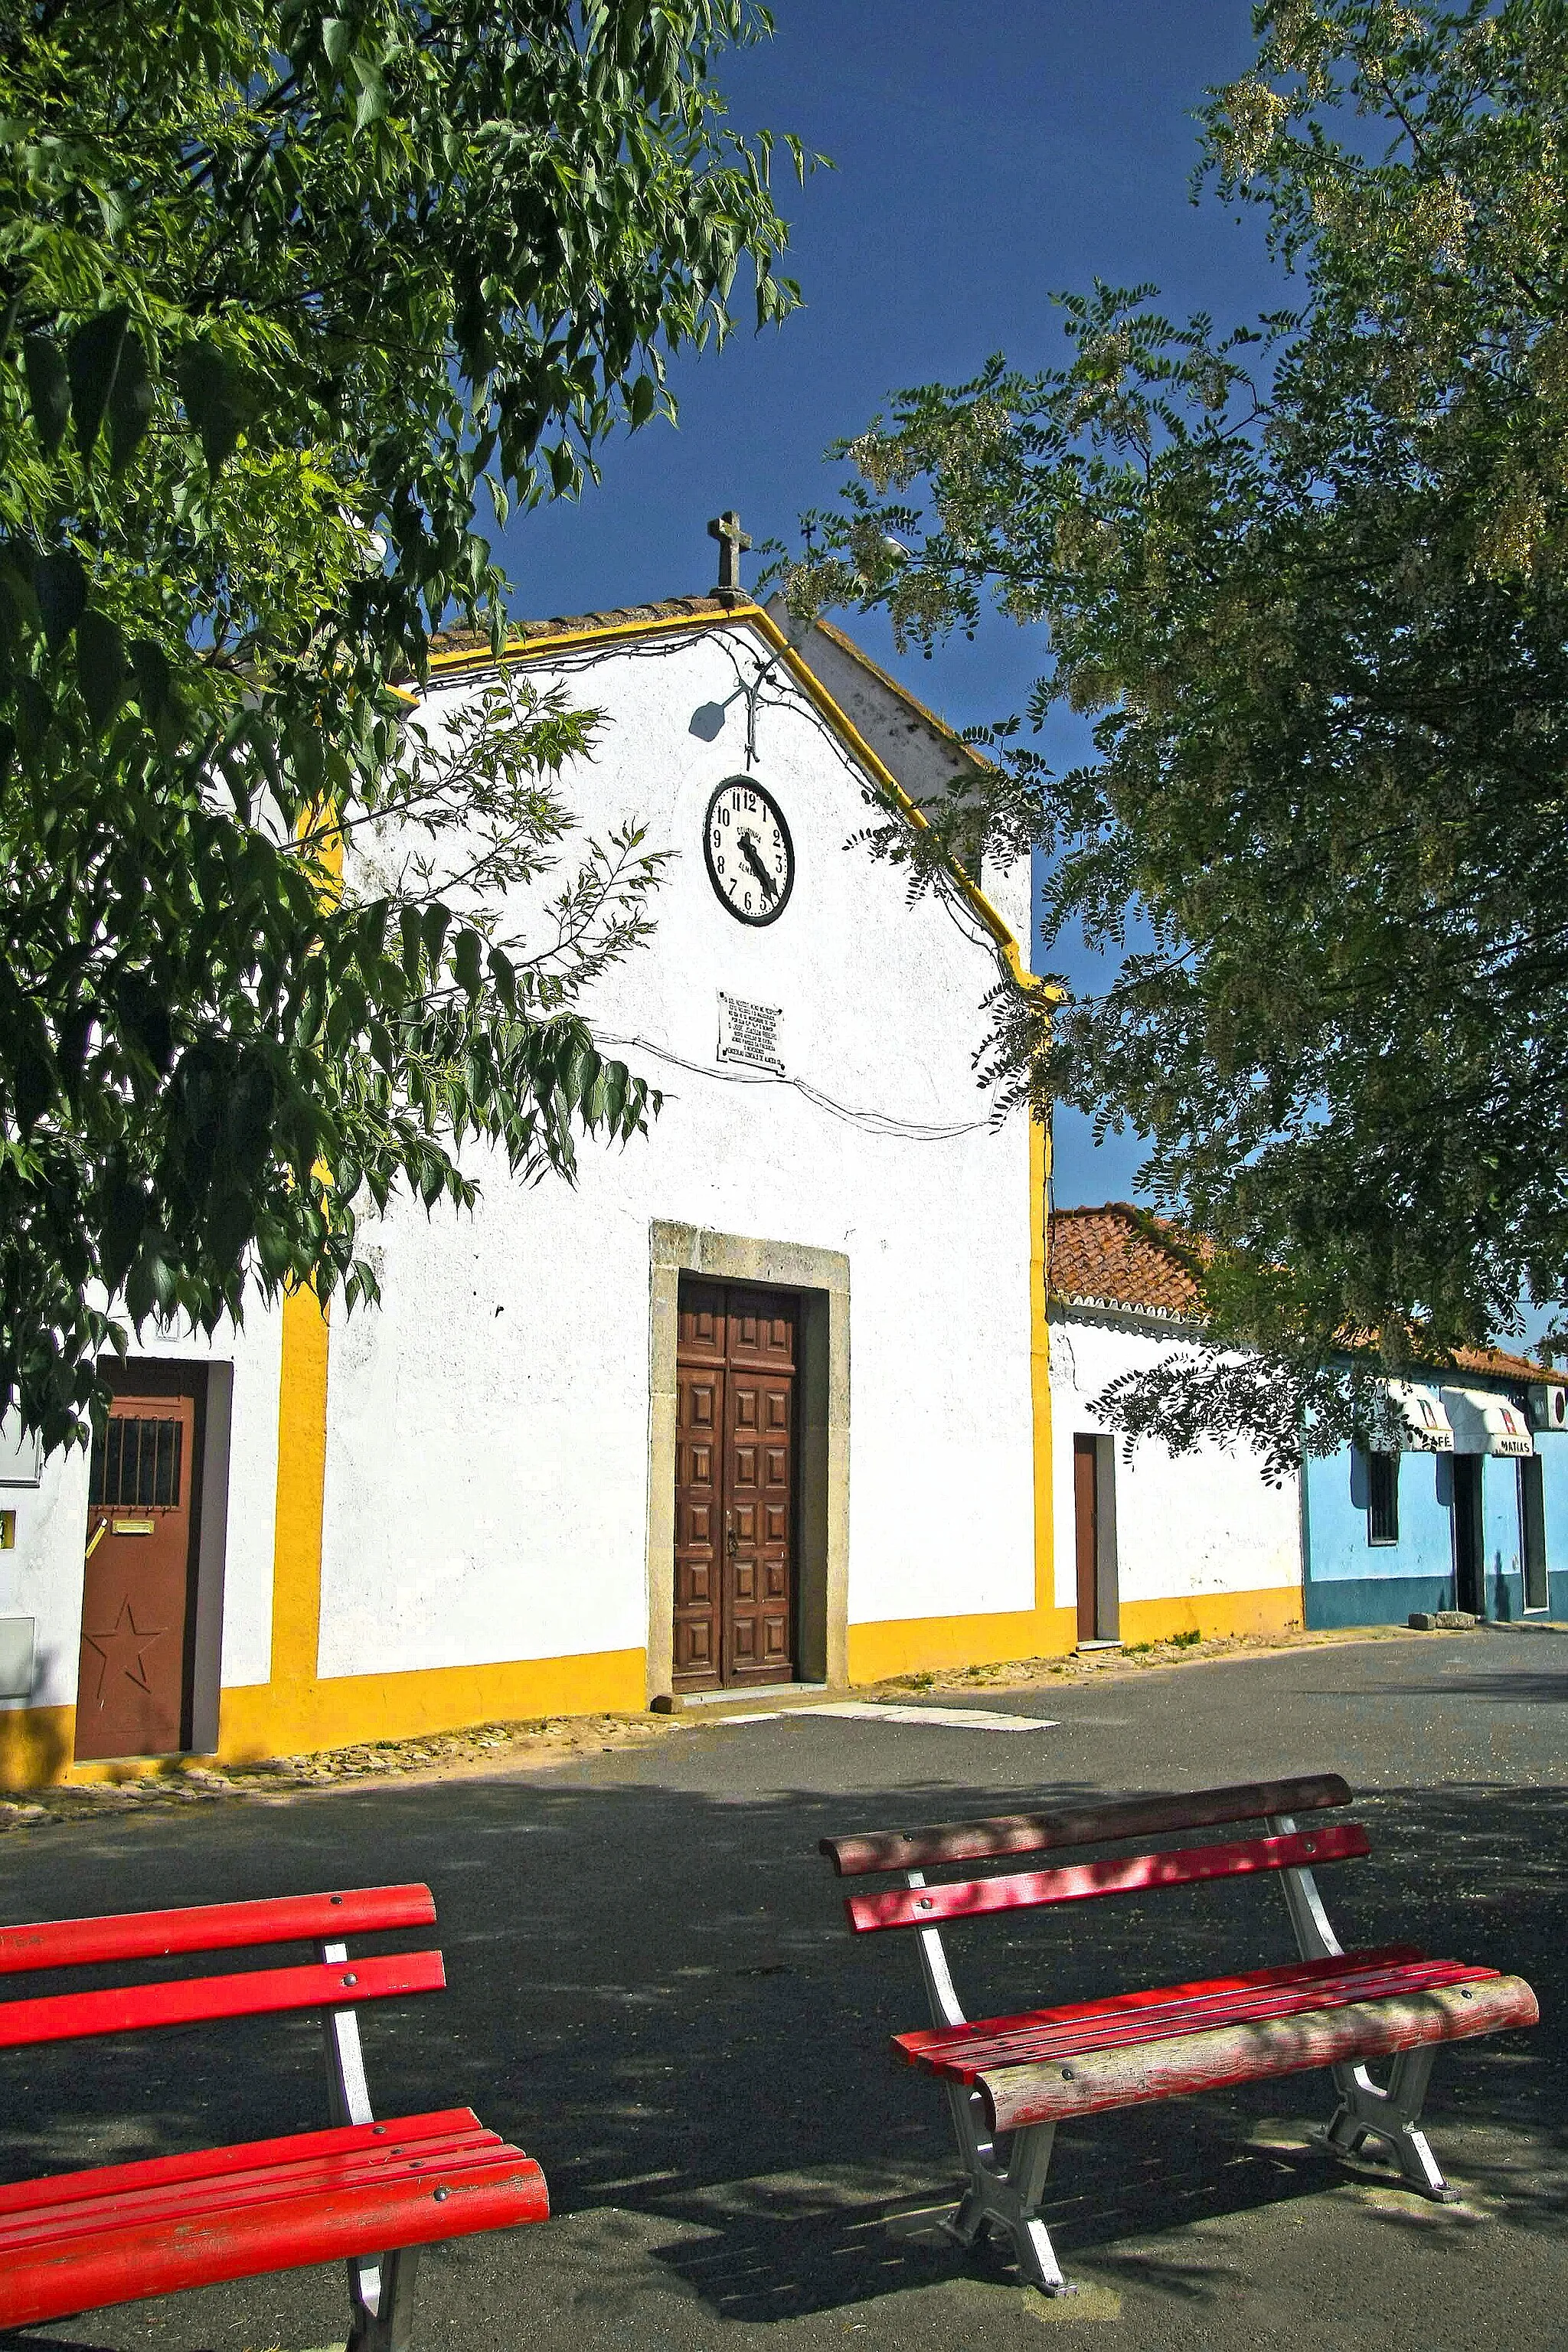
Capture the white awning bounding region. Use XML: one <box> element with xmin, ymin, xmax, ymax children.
<box><xmin>1439</xmin><ymin>1387</ymin><xmax>1534</xmax><ymax>1459</ymax></box>
<box><xmin>1387</xmin><ymin>1382</ymin><xmax>1455</xmax><ymax>1452</ymax></box>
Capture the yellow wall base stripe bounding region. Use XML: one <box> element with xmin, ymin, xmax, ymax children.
<box><xmin>0</xmin><ymin>1705</ymin><xmax>77</xmax><ymax>1791</ymax></box>
<box><xmin>217</xmin><ymin>1648</ymin><xmax>647</xmax><ymax>1763</ymax></box>
<box><xmin>0</xmin><ymin>1589</ymin><xmax>1302</xmax><ymax>1789</ymax></box>
<box><xmin>848</xmin><ymin>1609</ymin><xmax>1080</xmax><ymax>1685</ymax></box>
<box><xmin>1116</xmin><ymin>1586</ymin><xmax>1302</xmax><ymax>1645</ymax></box>
<box><xmin>847</xmin><ymin>1583</ymin><xmax>1302</xmax><ymax>1686</ymax></box>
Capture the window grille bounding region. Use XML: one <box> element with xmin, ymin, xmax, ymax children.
<box><xmin>90</xmin><ymin>1417</ymin><xmax>183</xmax><ymax>1510</ymax></box>
<box><xmin>1367</xmin><ymin>1449</ymin><xmax>1399</xmax><ymax>1546</ymax></box>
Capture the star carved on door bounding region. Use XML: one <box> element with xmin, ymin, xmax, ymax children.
<box><xmin>81</xmin><ymin>1599</ymin><xmax>165</xmax><ymax>1704</ymax></box>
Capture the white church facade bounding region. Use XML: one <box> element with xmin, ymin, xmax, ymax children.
<box><xmin>0</xmin><ymin>577</ymin><xmax>1091</xmax><ymax>1783</ymax></box>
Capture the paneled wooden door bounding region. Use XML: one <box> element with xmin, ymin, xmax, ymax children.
<box><xmin>674</xmin><ymin>1279</ymin><xmax>797</xmax><ymax>1689</ymax></box>
<box><xmin>75</xmin><ymin>1366</ymin><xmax>205</xmax><ymax>1760</ymax></box>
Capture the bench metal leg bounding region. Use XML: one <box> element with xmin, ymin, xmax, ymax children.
<box><xmin>905</xmin><ymin>1876</ymin><xmax>1075</xmax><ymax>2296</ymax></box>
<box><xmin>1318</xmin><ymin>2047</ymin><xmax>1456</xmax><ymax>2200</ymax></box>
<box><xmin>939</xmin><ymin>2083</ymin><xmax>1070</xmax><ymax>2293</ymax></box>
<box><xmin>348</xmin><ymin>2246</ymin><xmax>422</xmax><ymax>2352</ymax></box>
<box><xmin>318</xmin><ymin>1938</ymin><xmax>429</xmax><ymax>2347</ymax></box>
<box><xmin>1266</xmin><ymin>1826</ymin><xmax>1458</xmax><ymax>2203</ymax></box>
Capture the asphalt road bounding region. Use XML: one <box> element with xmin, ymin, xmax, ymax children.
<box><xmin>2</xmin><ymin>1625</ymin><xmax>1564</xmax><ymax>2352</ymax></box>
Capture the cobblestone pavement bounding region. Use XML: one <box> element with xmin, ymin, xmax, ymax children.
<box><xmin>0</xmin><ymin>1623</ymin><xmax>1563</xmax><ymax>2352</ymax></box>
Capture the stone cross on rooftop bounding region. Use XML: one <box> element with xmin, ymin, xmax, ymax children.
<box><xmin>707</xmin><ymin>509</ymin><xmax>751</xmax><ymax>601</ymax></box>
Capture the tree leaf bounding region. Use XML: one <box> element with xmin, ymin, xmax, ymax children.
<box><xmin>67</xmin><ymin>308</ymin><xmax>129</xmax><ymax>462</ymax></box>
<box><xmin>107</xmin><ymin>328</ymin><xmax>154</xmax><ymax>472</ymax></box>
<box><xmin>21</xmin><ymin>335</ymin><xmax>69</xmax><ymax>456</ymax></box>
<box><xmin>175</xmin><ymin>341</ymin><xmax>260</xmax><ymax>472</ymax></box>
<box><xmin>76</xmin><ymin>609</ymin><xmax>127</xmax><ymax>730</ymax></box>
<box><xmin>453</xmin><ymin>926</ymin><xmax>482</xmax><ymax>998</ymax></box>
<box><xmin>34</xmin><ymin>551</ymin><xmax>87</xmax><ymax>652</ymax></box>
<box><xmin>12</xmin><ymin>1038</ymin><xmax>54</xmax><ymax>1132</ymax></box>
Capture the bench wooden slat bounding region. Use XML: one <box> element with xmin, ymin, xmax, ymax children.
<box><xmin>0</xmin><ymin>1948</ymin><xmax>446</xmax><ymax>2050</ymax></box>
<box><xmin>0</xmin><ymin>2146</ymin><xmax>549</xmax><ymax>2332</ymax></box>
<box><xmin>978</xmin><ymin>1974</ymin><xmax>1540</xmax><ymax>2133</ymax></box>
<box><xmin>900</xmin><ymin>1955</ymin><xmax>1497</xmax><ymax>2079</ymax></box>
<box><xmin>0</xmin><ymin>2109</ymin><xmax>486</xmax><ymax>2220</ymax></box>
<box><xmin>844</xmin><ymin>1822</ymin><xmax>1370</xmax><ymax>1933</ymax></box>
<box><xmin>0</xmin><ymin>2126</ymin><xmax>512</xmax><ymax>2253</ymax></box>
<box><xmin>896</xmin><ymin>1944</ymin><xmax>1429</xmax><ymax>2062</ymax></box>
<box><xmin>0</xmin><ymin>1886</ymin><xmax>436</xmax><ymax>1976</ymax></box>
<box><xmin>820</xmin><ymin>1774</ymin><xmax>1352</xmax><ymax>1877</ymax></box>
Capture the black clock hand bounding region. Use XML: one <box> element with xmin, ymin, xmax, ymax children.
<box><xmin>737</xmin><ymin>829</ymin><xmax>777</xmax><ymax>902</ymax></box>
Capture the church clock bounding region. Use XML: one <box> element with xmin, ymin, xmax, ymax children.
<box><xmin>703</xmin><ymin>777</ymin><xmax>795</xmax><ymax>926</ymax></box>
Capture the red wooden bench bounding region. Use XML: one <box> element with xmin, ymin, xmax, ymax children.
<box><xmin>821</xmin><ymin>1773</ymin><xmax>1537</xmax><ymax>2298</ymax></box>
<box><xmin>0</xmin><ymin>1883</ymin><xmax>547</xmax><ymax>2348</ymax></box>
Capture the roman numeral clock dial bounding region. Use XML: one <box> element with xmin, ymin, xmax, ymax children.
<box><xmin>704</xmin><ymin>778</ymin><xmax>795</xmax><ymax>926</ymax></box>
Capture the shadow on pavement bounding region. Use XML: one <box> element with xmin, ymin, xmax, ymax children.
<box><xmin>0</xmin><ymin>1768</ymin><xmax>1560</xmax><ymax>2328</ymax></box>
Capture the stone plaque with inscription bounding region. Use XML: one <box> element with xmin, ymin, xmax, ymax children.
<box><xmin>717</xmin><ymin>990</ymin><xmax>784</xmax><ymax>1075</ymax></box>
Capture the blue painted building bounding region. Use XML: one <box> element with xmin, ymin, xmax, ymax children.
<box><xmin>1302</xmin><ymin>1356</ymin><xmax>1568</xmax><ymax>1628</ymax></box>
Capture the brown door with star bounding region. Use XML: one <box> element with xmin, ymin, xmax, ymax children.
<box><xmin>674</xmin><ymin>1279</ymin><xmax>797</xmax><ymax>1689</ymax></box>
<box><xmin>75</xmin><ymin>1365</ymin><xmax>205</xmax><ymax>1759</ymax></box>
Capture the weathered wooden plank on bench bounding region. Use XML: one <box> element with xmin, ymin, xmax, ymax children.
<box><xmin>845</xmin><ymin>1823</ymin><xmax>1369</xmax><ymax>1932</ymax></box>
<box><xmin>897</xmin><ymin>1950</ymin><xmax>1499</xmax><ymax>2076</ymax></box>
<box><xmin>0</xmin><ymin>1886</ymin><xmax>437</xmax><ymax>1974</ymax></box>
<box><xmin>819</xmin><ymin>1772</ymin><xmax>1353</xmax><ymax>1876</ymax></box>
<box><xmin>977</xmin><ymin>1973</ymin><xmax>1540</xmax><ymax>2132</ymax></box>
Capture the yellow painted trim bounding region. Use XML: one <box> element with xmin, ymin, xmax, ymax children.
<box><xmin>848</xmin><ymin>1609</ymin><xmax>1080</xmax><ymax>1684</ymax></box>
<box><xmin>426</xmin><ymin>606</ymin><xmax>728</xmax><ymax>672</ymax></box>
<box><xmin>271</xmin><ymin>1282</ymin><xmax>332</xmax><ymax>1693</ymax></box>
<box><xmin>217</xmin><ymin>1647</ymin><xmax>645</xmax><ymax>1763</ymax></box>
<box><xmin>1031</xmin><ymin>1113</ymin><xmax>1055</xmax><ymax>1626</ymax></box>
<box><xmin>1118</xmin><ymin>1586</ymin><xmax>1303</xmax><ymax>1645</ymax></box>
<box><xmin>0</xmin><ymin>1704</ymin><xmax>76</xmax><ymax>1791</ymax></box>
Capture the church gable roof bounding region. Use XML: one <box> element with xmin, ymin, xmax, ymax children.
<box><xmin>407</xmin><ymin>593</ymin><xmax>1054</xmax><ymax>998</ymax></box>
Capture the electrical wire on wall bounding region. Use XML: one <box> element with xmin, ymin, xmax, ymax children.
<box><xmin>595</xmin><ymin>1031</ymin><xmax>993</xmax><ymax>1142</ymax></box>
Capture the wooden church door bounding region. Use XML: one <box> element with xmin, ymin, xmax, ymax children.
<box><xmin>674</xmin><ymin>1279</ymin><xmax>797</xmax><ymax>1689</ymax></box>
<box><xmin>76</xmin><ymin>1367</ymin><xmax>204</xmax><ymax>1759</ymax></box>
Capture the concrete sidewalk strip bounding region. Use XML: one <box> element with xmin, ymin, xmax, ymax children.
<box><xmin>714</xmin><ymin>1702</ymin><xmax>1060</xmax><ymax>1730</ymax></box>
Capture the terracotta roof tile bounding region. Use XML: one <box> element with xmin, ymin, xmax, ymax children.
<box><xmin>426</xmin><ymin>594</ymin><xmax>734</xmax><ymax>662</ymax></box>
<box><xmin>1048</xmin><ymin>1204</ymin><xmax>1201</xmax><ymax>1318</ymax></box>
<box><xmin>1050</xmin><ymin>1203</ymin><xmax>1566</xmax><ymax>1383</ymax></box>
<box><xmin>1451</xmin><ymin>1342</ymin><xmax>1566</xmax><ymax>1387</ymax></box>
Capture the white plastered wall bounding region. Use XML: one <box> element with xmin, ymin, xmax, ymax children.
<box><xmin>316</xmin><ymin>622</ymin><xmax>1037</xmax><ymax>1677</ymax></box>
<box><xmin>1050</xmin><ymin>1309</ymin><xmax>1300</xmax><ymax>1606</ymax></box>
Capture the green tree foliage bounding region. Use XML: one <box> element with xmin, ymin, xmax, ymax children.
<box><xmin>785</xmin><ymin>0</ymin><xmax>1568</xmax><ymax>1462</ymax></box>
<box><xmin>1</xmin><ymin>0</ymin><xmax>808</xmax><ymax>1447</ymax></box>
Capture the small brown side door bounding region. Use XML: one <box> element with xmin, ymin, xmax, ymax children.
<box><xmin>674</xmin><ymin>1280</ymin><xmax>798</xmax><ymax>1689</ymax></box>
<box><xmin>1073</xmin><ymin>1436</ymin><xmax>1099</xmax><ymax>1643</ymax></box>
<box><xmin>76</xmin><ymin>1367</ymin><xmax>205</xmax><ymax>1759</ymax></box>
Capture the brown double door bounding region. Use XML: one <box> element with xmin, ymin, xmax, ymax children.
<box><xmin>674</xmin><ymin>1280</ymin><xmax>797</xmax><ymax>1689</ymax></box>
<box><xmin>76</xmin><ymin>1365</ymin><xmax>205</xmax><ymax>1760</ymax></box>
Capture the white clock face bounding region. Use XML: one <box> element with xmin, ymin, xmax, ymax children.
<box><xmin>704</xmin><ymin>778</ymin><xmax>795</xmax><ymax>926</ymax></box>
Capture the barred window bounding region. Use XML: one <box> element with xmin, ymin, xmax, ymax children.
<box><xmin>90</xmin><ymin>1416</ymin><xmax>182</xmax><ymax>1510</ymax></box>
<box><xmin>1367</xmin><ymin>1450</ymin><xmax>1399</xmax><ymax>1547</ymax></box>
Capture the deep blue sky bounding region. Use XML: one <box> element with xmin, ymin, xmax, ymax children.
<box><xmin>497</xmin><ymin>3</ymin><xmax>1285</xmax><ymax>1206</ymax></box>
